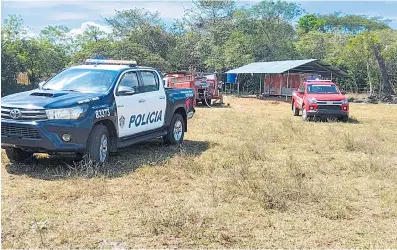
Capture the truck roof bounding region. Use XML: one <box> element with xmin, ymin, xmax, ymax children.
<box><xmin>303</xmin><ymin>81</ymin><xmax>336</xmax><ymax>85</ymax></box>
<box><xmin>70</xmin><ymin>64</ymin><xmax>156</xmax><ymax>72</ymax></box>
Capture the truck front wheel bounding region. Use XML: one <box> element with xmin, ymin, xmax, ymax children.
<box><xmin>86</xmin><ymin>124</ymin><xmax>109</xmax><ymax>164</ymax></box>
<box><xmin>302</xmin><ymin>106</ymin><xmax>309</xmax><ymax>121</ymax></box>
<box><xmin>292</xmin><ymin>102</ymin><xmax>299</xmax><ymax>116</ymax></box>
<box><xmin>5</xmin><ymin>148</ymin><xmax>34</xmax><ymax>163</ymax></box>
<box><xmin>163</xmin><ymin>113</ymin><xmax>185</xmax><ymax>145</ymax></box>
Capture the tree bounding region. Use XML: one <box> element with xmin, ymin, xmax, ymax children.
<box><xmin>40</xmin><ymin>25</ymin><xmax>71</xmax><ymax>46</ymax></box>
<box><xmin>320</xmin><ymin>12</ymin><xmax>390</xmax><ymax>34</ymax></box>
<box><xmin>2</xmin><ymin>5</ymin><xmax>396</xmax><ymax>98</ymax></box>
<box><xmin>247</xmin><ymin>0</ymin><xmax>303</xmax><ymax>61</ymax></box>
<box><xmin>298</xmin><ymin>14</ymin><xmax>326</xmax><ymax>33</ymax></box>
<box><xmin>167</xmin><ymin>32</ymin><xmax>211</xmax><ymax>72</ymax></box>
<box><xmin>2</xmin><ymin>14</ymin><xmax>27</xmax><ymax>42</ymax></box>
<box><xmin>105</xmin><ymin>8</ymin><xmax>163</xmax><ymax>37</ymax></box>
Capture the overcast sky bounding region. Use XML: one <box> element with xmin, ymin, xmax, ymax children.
<box><xmin>2</xmin><ymin>0</ymin><xmax>397</xmax><ymax>35</ymax></box>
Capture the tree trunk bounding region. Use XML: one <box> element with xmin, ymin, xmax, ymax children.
<box><xmin>372</xmin><ymin>44</ymin><xmax>395</xmax><ymax>95</ymax></box>
<box><xmin>366</xmin><ymin>62</ymin><xmax>373</xmax><ymax>96</ymax></box>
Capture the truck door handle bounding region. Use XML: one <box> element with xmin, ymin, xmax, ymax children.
<box><xmin>159</xmin><ymin>96</ymin><xmax>165</xmax><ymax>99</ymax></box>
<box><xmin>138</xmin><ymin>99</ymin><xmax>146</xmax><ymax>103</ymax></box>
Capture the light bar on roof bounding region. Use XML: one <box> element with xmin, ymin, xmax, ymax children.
<box><xmin>306</xmin><ymin>79</ymin><xmax>332</xmax><ymax>82</ymax></box>
<box><xmin>85</xmin><ymin>59</ymin><xmax>137</xmax><ymax>65</ymax></box>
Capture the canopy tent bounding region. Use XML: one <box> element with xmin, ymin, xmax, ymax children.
<box><xmin>225</xmin><ymin>59</ymin><xmax>347</xmax><ymax>97</ymax></box>
<box><xmin>225</xmin><ymin>59</ymin><xmax>347</xmax><ymax>77</ymax></box>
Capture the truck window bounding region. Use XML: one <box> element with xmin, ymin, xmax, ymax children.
<box><xmin>118</xmin><ymin>71</ymin><xmax>140</xmax><ymax>93</ymax></box>
<box><xmin>141</xmin><ymin>71</ymin><xmax>159</xmax><ymax>92</ymax></box>
<box><xmin>307</xmin><ymin>84</ymin><xmax>339</xmax><ymax>94</ymax></box>
<box><xmin>43</xmin><ymin>68</ymin><xmax>118</xmax><ymax>93</ymax></box>
<box><xmin>299</xmin><ymin>84</ymin><xmax>305</xmax><ymax>93</ymax></box>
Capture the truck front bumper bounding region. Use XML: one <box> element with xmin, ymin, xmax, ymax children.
<box><xmin>307</xmin><ymin>109</ymin><xmax>348</xmax><ymax>118</ymax></box>
<box><xmin>1</xmin><ymin>119</ymin><xmax>91</xmax><ymax>153</ymax></box>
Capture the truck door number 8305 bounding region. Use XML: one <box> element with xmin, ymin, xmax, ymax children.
<box><xmin>95</xmin><ymin>109</ymin><xmax>110</xmax><ymax>118</ymax></box>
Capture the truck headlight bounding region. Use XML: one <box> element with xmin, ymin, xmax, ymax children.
<box><xmin>308</xmin><ymin>98</ymin><xmax>317</xmax><ymax>104</ymax></box>
<box><xmin>46</xmin><ymin>106</ymin><xmax>86</xmax><ymax>120</ymax></box>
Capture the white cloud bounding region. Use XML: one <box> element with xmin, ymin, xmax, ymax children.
<box><xmin>70</xmin><ymin>1</ymin><xmax>192</xmax><ymax>19</ymax></box>
<box><xmin>69</xmin><ymin>21</ymin><xmax>112</xmax><ymax>36</ymax></box>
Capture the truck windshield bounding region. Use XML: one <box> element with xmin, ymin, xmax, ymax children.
<box><xmin>43</xmin><ymin>68</ymin><xmax>118</xmax><ymax>93</ymax></box>
<box><xmin>307</xmin><ymin>84</ymin><xmax>339</xmax><ymax>94</ymax></box>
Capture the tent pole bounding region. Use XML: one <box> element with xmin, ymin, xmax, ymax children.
<box><xmin>280</xmin><ymin>74</ymin><xmax>283</xmax><ymax>96</ymax></box>
<box><xmin>237</xmin><ymin>74</ymin><xmax>240</xmax><ymax>96</ymax></box>
<box><xmin>259</xmin><ymin>74</ymin><xmax>262</xmax><ymax>97</ymax></box>
<box><xmin>286</xmin><ymin>70</ymin><xmax>290</xmax><ymax>101</ymax></box>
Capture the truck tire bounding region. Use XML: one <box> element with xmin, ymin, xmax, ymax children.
<box><xmin>5</xmin><ymin>148</ymin><xmax>34</xmax><ymax>163</ymax></box>
<box><xmin>205</xmin><ymin>99</ymin><xmax>212</xmax><ymax>106</ymax></box>
<box><xmin>163</xmin><ymin>113</ymin><xmax>185</xmax><ymax>145</ymax></box>
<box><xmin>86</xmin><ymin>124</ymin><xmax>109</xmax><ymax>164</ymax></box>
<box><xmin>302</xmin><ymin>106</ymin><xmax>309</xmax><ymax>121</ymax></box>
<box><xmin>339</xmin><ymin>116</ymin><xmax>349</xmax><ymax>122</ymax></box>
<box><xmin>292</xmin><ymin>102</ymin><xmax>299</xmax><ymax>116</ymax></box>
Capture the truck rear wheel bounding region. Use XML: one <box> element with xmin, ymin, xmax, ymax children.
<box><xmin>339</xmin><ymin>116</ymin><xmax>349</xmax><ymax>122</ymax></box>
<box><xmin>86</xmin><ymin>124</ymin><xmax>109</xmax><ymax>164</ymax></box>
<box><xmin>163</xmin><ymin>113</ymin><xmax>185</xmax><ymax>145</ymax></box>
<box><xmin>5</xmin><ymin>148</ymin><xmax>34</xmax><ymax>163</ymax></box>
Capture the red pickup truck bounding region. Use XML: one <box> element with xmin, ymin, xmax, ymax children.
<box><xmin>291</xmin><ymin>80</ymin><xmax>349</xmax><ymax>121</ymax></box>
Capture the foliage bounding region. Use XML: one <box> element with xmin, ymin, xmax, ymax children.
<box><xmin>298</xmin><ymin>14</ymin><xmax>326</xmax><ymax>33</ymax></box>
<box><xmin>1</xmin><ymin>0</ymin><xmax>396</xmax><ymax>96</ymax></box>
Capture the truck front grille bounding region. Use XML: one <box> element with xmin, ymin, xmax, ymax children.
<box><xmin>317</xmin><ymin>105</ymin><xmax>341</xmax><ymax>111</ymax></box>
<box><xmin>1</xmin><ymin>123</ymin><xmax>41</xmax><ymax>139</ymax></box>
<box><xmin>1</xmin><ymin>106</ymin><xmax>47</xmax><ymax>121</ymax></box>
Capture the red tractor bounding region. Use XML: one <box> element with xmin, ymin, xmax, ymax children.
<box><xmin>164</xmin><ymin>71</ymin><xmax>223</xmax><ymax>106</ymax></box>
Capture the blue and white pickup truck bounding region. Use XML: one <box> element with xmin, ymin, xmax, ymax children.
<box><xmin>1</xmin><ymin>59</ymin><xmax>195</xmax><ymax>163</ymax></box>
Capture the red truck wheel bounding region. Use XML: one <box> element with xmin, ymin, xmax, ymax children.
<box><xmin>302</xmin><ymin>106</ymin><xmax>309</xmax><ymax>121</ymax></box>
<box><xmin>292</xmin><ymin>102</ymin><xmax>299</xmax><ymax>116</ymax></box>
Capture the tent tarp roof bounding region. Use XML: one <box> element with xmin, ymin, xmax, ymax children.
<box><xmin>225</xmin><ymin>59</ymin><xmax>347</xmax><ymax>77</ymax></box>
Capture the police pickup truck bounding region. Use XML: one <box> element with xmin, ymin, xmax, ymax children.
<box><xmin>1</xmin><ymin>59</ymin><xmax>195</xmax><ymax>163</ymax></box>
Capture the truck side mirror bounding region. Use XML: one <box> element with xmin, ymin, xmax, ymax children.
<box><xmin>38</xmin><ymin>81</ymin><xmax>46</xmax><ymax>90</ymax></box>
<box><xmin>341</xmin><ymin>91</ymin><xmax>347</xmax><ymax>95</ymax></box>
<box><xmin>117</xmin><ymin>86</ymin><xmax>136</xmax><ymax>96</ymax></box>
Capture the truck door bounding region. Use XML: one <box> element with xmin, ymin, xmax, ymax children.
<box><xmin>139</xmin><ymin>70</ymin><xmax>167</xmax><ymax>131</ymax></box>
<box><xmin>114</xmin><ymin>70</ymin><xmax>147</xmax><ymax>137</ymax></box>
<box><xmin>296</xmin><ymin>83</ymin><xmax>305</xmax><ymax>108</ymax></box>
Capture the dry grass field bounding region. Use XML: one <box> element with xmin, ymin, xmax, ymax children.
<box><xmin>2</xmin><ymin>96</ymin><xmax>397</xmax><ymax>248</ymax></box>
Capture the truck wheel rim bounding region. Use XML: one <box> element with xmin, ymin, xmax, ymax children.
<box><xmin>302</xmin><ymin>109</ymin><xmax>307</xmax><ymax>120</ymax></box>
<box><xmin>99</xmin><ymin>134</ymin><xmax>108</xmax><ymax>162</ymax></box>
<box><xmin>173</xmin><ymin>120</ymin><xmax>183</xmax><ymax>141</ymax></box>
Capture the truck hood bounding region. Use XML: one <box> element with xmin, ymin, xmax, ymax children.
<box><xmin>306</xmin><ymin>93</ymin><xmax>346</xmax><ymax>101</ymax></box>
<box><xmin>1</xmin><ymin>89</ymin><xmax>106</xmax><ymax>109</ymax></box>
